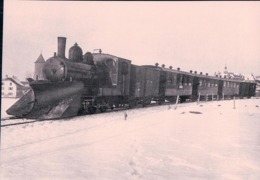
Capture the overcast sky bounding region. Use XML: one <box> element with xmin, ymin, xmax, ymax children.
<box><xmin>2</xmin><ymin>1</ymin><xmax>260</xmax><ymax>80</ymax></box>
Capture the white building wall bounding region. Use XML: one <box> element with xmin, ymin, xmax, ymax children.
<box><xmin>1</xmin><ymin>80</ymin><xmax>17</xmax><ymax>98</ymax></box>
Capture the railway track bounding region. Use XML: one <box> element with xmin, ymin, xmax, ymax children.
<box><xmin>0</xmin><ymin>102</ymin><xmax>155</xmax><ymax>127</ymax></box>
<box><xmin>0</xmin><ymin>98</ymin><xmax>229</xmax><ymax>128</ymax></box>
<box><xmin>1</xmin><ymin>117</ymin><xmax>37</xmax><ymax>127</ymax></box>
<box><xmin>0</xmin><ymin>106</ymin><xmax>130</xmax><ymax>127</ymax></box>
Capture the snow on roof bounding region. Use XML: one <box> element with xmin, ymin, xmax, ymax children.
<box><xmin>244</xmin><ymin>74</ymin><xmax>255</xmax><ymax>81</ymax></box>
<box><xmin>3</xmin><ymin>77</ymin><xmax>25</xmax><ymax>87</ymax></box>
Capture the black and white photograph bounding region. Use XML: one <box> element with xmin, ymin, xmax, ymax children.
<box><xmin>1</xmin><ymin>1</ymin><xmax>260</xmax><ymax>179</ymax></box>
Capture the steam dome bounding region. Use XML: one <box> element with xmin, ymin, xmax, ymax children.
<box><xmin>68</xmin><ymin>43</ymin><xmax>83</xmax><ymax>62</ymax></box>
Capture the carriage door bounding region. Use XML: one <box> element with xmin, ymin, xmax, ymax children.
<box><xmin>121</xmin><ymin>62</ymin><xmax>129</xmax><ymax>95</ymax></box>
<box><xmin>218</xmin><ymin>80</ymin><xmax>223</xmax><ymax>97</ymax></box>
<box><xmin>159</xmin><ymin>70</ymin><xmax>166</xmax><ymax>97</ymax></box>
<box><xmin>192</xmin><ymin>76</ymin><xmax>199</xmax><ymax>99</ymax></box>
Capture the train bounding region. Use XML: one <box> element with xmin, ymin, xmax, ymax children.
<box><xmin>7</xmin><ymin>37</ymin><xmax>257</xmax><ymax>119</ymax></box>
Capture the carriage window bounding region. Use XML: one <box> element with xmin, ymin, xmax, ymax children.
<box><xmin>203</xmin><ymin>80</ymin><xmax>207</xmax><ymax>86</ymax></box>
<box><xmin>188</xmin><ymin>76</ymin><xmax>192</xmax><ymax>86</ymax></box>
<box><xmin>199</xmin><ymin>80</ymin><xmax>202</xmax><ymax>86</ymax></box>
<box><xmin>167</xmin><ymin>79</ymin><xmax>172</xmax><ymax>85</ymax></box>
<box><xmin>207</xmin><ymin>82</ymin><xmax>211</xmax><ymax>87</ymax></box>
<box><xmin>183</xmin><ymin>75</ymin><xmax>187</xmax><ymax>86</ymax></box>
<box><xmin>108</xmin><ymin>59</ymin><xmax>118</xmax><ymax>86</ymax></box>
<box><xmin>223</xmin><ymin>81</ymin><xmax>226</xmax><ymax>87</ymax></box>
<box><xmin>136</xmin><ymin>82</ymin><xmax>141</xmax><ymax>92</ymax></box>
<box><xmin>167</xmin><ymin>73</ymin><xmax>173</xmax><ymax>85</ymax></box>
<box><xmin>173</xmin><ymin>74</ymin><xmax>177</xmax><ymax>85</ymax></box>
<box><xmin>121</xmin><ymin>62</ymin><xmax>129</xmax><ymax>75</ymax></box>
<box><xmin>177</xmin><ymin>74</ymin><xmax>183</xmax><ymax>85</ymax></box>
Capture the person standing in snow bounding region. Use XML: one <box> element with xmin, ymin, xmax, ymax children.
<box><xmin>124</xmin><ymin>112</ymin><xmax>127</xmax><ymax>120</ymax></box>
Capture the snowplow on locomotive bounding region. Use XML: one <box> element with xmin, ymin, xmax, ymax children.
<box><xmin>6</xmin><ymin>37</ymin><xmax>257</xmax><ymax>119</ymax></box>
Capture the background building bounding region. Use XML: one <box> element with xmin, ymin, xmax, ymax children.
<box><xmin>33</xmin><ymin>53</ymin><xmax>46</xmax><ymax>80</ymax></box>
<box><xmin>1</xmin><ymin>76</ymin><xmax>30</xmax><ymax>98</ymax></box>
<box><xmin>223</xmin><ymin>65</ymin><xmax>245</xmax><ymax>80</ymax></box>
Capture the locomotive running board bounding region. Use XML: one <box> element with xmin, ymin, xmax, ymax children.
<box><xmin>6</xmin><ymin>81</ymin><xmax>84</xmax><ymax>119</ymax></box>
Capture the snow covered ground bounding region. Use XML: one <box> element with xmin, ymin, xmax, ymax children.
<box><xmin>1</xmin><ymin>98</ymin><xmax>260</xmax><ymax>179</ymax></box>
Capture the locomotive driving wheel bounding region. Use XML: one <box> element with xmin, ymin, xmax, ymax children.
<box><xmin>77</xmin><ymin>107</ymin><xmax>87</xmax><ymax>115</ymax></box>
<box><xmin>99</xmin><ymin>106</ymin><xmax>107</xmax><ymax>113</ymax></box>
<box><xmin>88</xmin><ymin>106</ymin><xmax>97</xmax><ymax>114</ymax></box>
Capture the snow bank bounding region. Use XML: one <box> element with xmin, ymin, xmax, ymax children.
<box><xmin>1</xmin><ymin>98</ymin><xmax>260</xmax><ymax>179</ymax></box>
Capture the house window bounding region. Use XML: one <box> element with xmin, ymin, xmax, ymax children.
<box><xmin>10</xmin><ymin>82</ymin><xmax>12</xmax><ymax>86</ymax></box>
<box><xmin>9</xmin><ymin>87</ymin><xmax>13</xmax><ymax>90</ymax></box>
<box><xmin>8</xmin><ymin>92</ymin><xmax>13</xmax><ymax>96</ymax></box>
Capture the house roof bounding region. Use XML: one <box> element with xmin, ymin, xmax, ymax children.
<box><xmin>2</xmin><ymin>77</ymin><xmax>25</xmax><ymax>87</ymax></box>
<box><xmin>35</xmin><ymin>54</ymin><xmax>45</xmax><ymax>63</ymax></box>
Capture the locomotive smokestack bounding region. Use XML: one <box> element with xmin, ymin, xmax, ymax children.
<box><xmin>57</xmin><ymin>37</ymin><xmax>66</xmax><ymax>58</ymax></box>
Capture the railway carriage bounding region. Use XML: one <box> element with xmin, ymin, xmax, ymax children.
<box><xmin>129</xmin><ymin>65</ymin><xmax>161</xmax><ymax>106</ymax></box>
<box><xmin>239</xmin><ymin>81</ymin><xmax>256</xmax><ymax>98</ymax></box>
<box><xmin>161</xmin><ymin>67</ymin><xmax>194</xmax><ymax>103</ymax></box>
<box><xmin>220</xmin><ymin>78</ymin><xmax>240</xmax><ymax>99</ymax></box>
<box><xmin>196</xmin><ymin>74</ymin><xmax>219</xmax><ymax>101</ymax></box>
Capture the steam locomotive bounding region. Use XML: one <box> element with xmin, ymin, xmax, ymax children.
<box><xmin>7</xmin><ymin>37</ymin><xmax>257</xmax><ymax>119</ymax></box>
